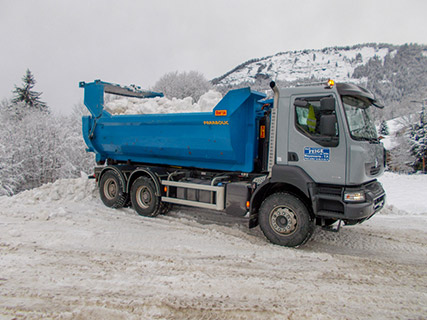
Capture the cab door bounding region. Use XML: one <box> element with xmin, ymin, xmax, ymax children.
<box><xmin>286</xmin><ymin>94</ymin><xmax>347</xmax><ymax>185</ymax></box>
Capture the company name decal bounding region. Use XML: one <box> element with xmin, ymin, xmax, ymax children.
<box><xmin>304</xmin><ymin>147</ymin><xmax>330</xmax><ymax>161</ymax></box>
<box><xmin>203</xmin><ymin>121</ymin><xmax>229</xmax><ymax>125</ymax></box>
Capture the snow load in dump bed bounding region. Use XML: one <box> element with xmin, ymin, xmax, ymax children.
<box><xmin>79</xmin><ymin>80</ymin><xmax>164</xmax><ymax>118</ymax></box>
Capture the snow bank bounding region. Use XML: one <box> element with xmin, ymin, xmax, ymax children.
<box><xmin>2</xmin><ymin>174</ymin><xmax>97</xmax><ymax>205</ymax></box>
<box><xmin>1</xmin><ymin>171</ymin><xmax>425</xmax><ymax>219</ymax></box>
<box><xmin>105</xmin><ymin>90</ymin><xmax>223</xmax><ymax>115</ymax></box>
<box><xmin>0</xmin><ymin>174</ymin><xmax>97</xmax><ymax>221</ymax></box>
<box><xmin>379</xmin><ymin>172</ymin><xmax>427</xmax><ymax>215</ymax></box>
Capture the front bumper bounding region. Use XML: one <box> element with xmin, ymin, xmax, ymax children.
<box><xmin>313</xmin><ymin>180</ymin><xmax>385</xmax><ymax>222</ymax></box>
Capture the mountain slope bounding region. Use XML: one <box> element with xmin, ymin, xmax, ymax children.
<box><xmin>212</xmin><ymin>43</ymin><xmax>427</xmax><ymax>120</ymax></box>
<box><xmin>213</xmin><ymin>44</ymin><xmax>392</xmax><ymax>86</ymax></box>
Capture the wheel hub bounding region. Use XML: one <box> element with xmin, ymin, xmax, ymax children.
<box><xmin>136</xmin><ymin>186</ymin><xmax>152</xmax><ymax>209</ymax></box>
<box><xmin>104</xmin><ymin>178</ymin><xmax>117</xmax><ymax>200</ymax></box>
<box><xmin>270</xmin><ymin>207</ymin><xmax>297</xmax><ymax>235</ymax></box>
<box><xmin>142</xmin><ymin>191</ymin><xmax>150</xmax><ymax>202</ymax></box>
<box><xmin>277</xmin><ymin>216</ymin><xmax>288</xmax><ymax>227</ymax></box>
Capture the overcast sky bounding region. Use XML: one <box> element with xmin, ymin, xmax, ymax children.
<box><xmin>1</xmin><ymin>0</ymin><xmax>426</xmax><ymax>114</ymax></box>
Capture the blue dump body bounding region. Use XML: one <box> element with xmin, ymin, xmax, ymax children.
<box><xmin>81</xmin><ymin>80</ymin><xmax>267</xmax><ymax>172</ymax></box>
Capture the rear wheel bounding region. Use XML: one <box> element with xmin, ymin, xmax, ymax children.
<box><xmin>99</xmin><ymin>170</ymin><xmax>128</xmax><ymax>208</ymax></box>
<box><xmin>259</xmin><ymin>193</ymin><xmax>314</xmax><ymax>247</ymax></box>
<box><xmin>131</xmin><ymin>177</ymin><xmax>161</xmax><ymax>217</ymax></box>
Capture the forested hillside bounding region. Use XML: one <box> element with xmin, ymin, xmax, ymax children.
<box><xmin>353</xmin><ymin>44</ymin><xmax>427</xmax><ymax>120</ymax></box>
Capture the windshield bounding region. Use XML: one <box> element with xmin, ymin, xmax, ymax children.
<box><xmin>342</xmin><ymin>96</ymin><xmax>378</xmax><ymax>141</ymax></box>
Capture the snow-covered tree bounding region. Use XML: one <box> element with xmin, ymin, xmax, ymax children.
<box><xmin>55</xmin><ymin>103</ymin><xmax>93</xmax><ymax>179</ymax></box>
<box><xmin>152</xmin><ymin>71</ymin><xmax>211</xmax><ymax>101</ymax></box>
<box><xmin>378</xmin><ymin>120</ymin><xmax>390</xmax><ymax>136</ymax></box>
<box><xmin>0</xmin><ymin>100</ymin><xmax>93</xmax><ymax>196</ymax></box>
<box><xmin>0</xmin><ymin>108</ymin><xmax>59</xmax><ymax>194</ymax></box>
<box><xmin>410</xmin><ymin>106</ymin><xmax>427</xmax><ymax>172</ymax></box>
<box><xmin>388</xmin><ymin>132</ymin><xmax>415</xmax><ymax>173</ymax></box>
<box><xmin>12</xmin><ymin>69</ymin><xmax>48</xmax><ymax>112</ymax></box>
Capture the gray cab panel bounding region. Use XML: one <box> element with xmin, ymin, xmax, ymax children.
<box><xmin>276</xmin><ymin>87</ymin><xmax>347</xmax><ymax>185</ymax></box>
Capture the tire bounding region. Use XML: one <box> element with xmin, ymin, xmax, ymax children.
<box><xmin>259</xmin><ymin>193</ymin><xmax>314</xmax><ymax>247</ymax></box>
<box><xmin>99</xmin><ymin>170</ymin><xmax>128</xmax><ymax>208</ymax></box>
<box><xmin>130</xmin><ymin>176</ymin><xmax>161</xmax><ymax>217</ymax></box>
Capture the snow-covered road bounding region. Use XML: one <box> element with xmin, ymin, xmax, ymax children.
<box><xmin>0</xmin><ymin>173</ymin><xmax>426</xmax><ymax>319</ymax></box>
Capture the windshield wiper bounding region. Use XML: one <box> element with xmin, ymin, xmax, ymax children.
<box><xmin>352</xmin><ymin>135</ymin><xmax>379</xmax><ymax>143</ymax></box>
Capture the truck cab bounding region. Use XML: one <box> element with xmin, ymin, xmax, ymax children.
<box><xmin>249</xmin><ymin>81</ymin><xmax>385</xmax><ymax>245</ymax></box>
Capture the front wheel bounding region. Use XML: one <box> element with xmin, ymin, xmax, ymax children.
<box><xmin>130</xmin><ymin>177</ymin><xmax>161</xmax><ymax>217</ymax></box>
<box><xmin>259</xmin><ymin>193</ymin><xmax>314</xmax><ymax>247</ymax></box>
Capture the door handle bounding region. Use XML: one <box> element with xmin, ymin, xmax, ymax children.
<box><xmin>288</xmin><ymin>152</ymin><xmax>299</xmax><ymax>162</ymax></box>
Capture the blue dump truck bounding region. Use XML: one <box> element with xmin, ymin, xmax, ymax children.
<box><xmin>81</xmin><ymin>79</ymin><xmax>386</xmax><ymax>247</ymax></box>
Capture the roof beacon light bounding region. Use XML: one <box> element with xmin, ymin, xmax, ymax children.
<box><xmin>327</xmin><ymin>79</ymin><xmax>335</xmax><ymax>87</ymax></box>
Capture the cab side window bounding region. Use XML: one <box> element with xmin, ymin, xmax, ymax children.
<box><xmin>294</xmin><ymin>97</ymin><xmax>339</xmax><ymax>147</ymax></box>
<box><xmin>295</xmin><ymin>100</ymin><xmax>321</xmax><ymax>134</ymax></box>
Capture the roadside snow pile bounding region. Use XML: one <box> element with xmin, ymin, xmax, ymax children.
<box><xmin>0</xmin><ymin>175</ymin><xmax>97</xmax><ymax>221</ymax></box>
<box><xmin>105</xmin><ymin>90</ymin><xmax>223</xmax><ymax>115</ymax></box>
<box><xmin>0</xmin><ymin>174</ymin><xmax>97</xmax><ymax>206</ymax></box>
<box><xmin>379</xmin><ymin>172</ymin><xmax>427</xmax><ymax>215</ymax></box>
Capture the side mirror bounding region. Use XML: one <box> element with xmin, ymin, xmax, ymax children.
<box><xmin>320</xmin><ymin>114</ymin><xmax>337</xmax><ymax>136</ymax></box>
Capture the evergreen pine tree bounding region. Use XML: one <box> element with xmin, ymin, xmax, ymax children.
<box><xmin>379</xmin><ymin>120</ymin><xmax>390</xmax><ymax>135</ymax></box>
<box><xmin>410</xmin><ymin>105</ymin><xmax>427</xmax><ymax>172</ymax></box>
<box><xmin>12</xmin><ymin>69</ymin><xmax>48</xmax><ymax>112</ymax></box>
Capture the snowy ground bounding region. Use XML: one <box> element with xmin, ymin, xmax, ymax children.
<box><xmin>0</xmin><ymin>173</ymin><xmax>426</xmax><ymax>319</ymax></box>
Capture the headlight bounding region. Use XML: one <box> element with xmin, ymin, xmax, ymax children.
<box><xmin>344</xmin><ymin>190</ymin><xmax>365</xmax><ymax>202</ymax></box>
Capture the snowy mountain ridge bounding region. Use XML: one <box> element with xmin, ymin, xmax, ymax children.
<box><xmin>212</xmin><ymin>44</ymin><xmax>404</xmax><ymax>87</ymax></box>
<box><xmin>213</xmin><ymin>43</ymin><xmax>427</xmax><ymax>123</ymax></box>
